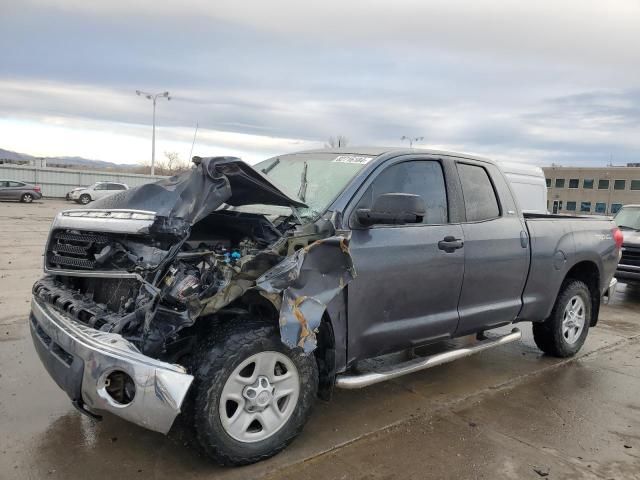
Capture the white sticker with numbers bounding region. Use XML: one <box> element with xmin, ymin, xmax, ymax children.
<box><xmin>332</xmin><ymin>155</ymin><xmax>373</xmax><ymax>165</ymax></box>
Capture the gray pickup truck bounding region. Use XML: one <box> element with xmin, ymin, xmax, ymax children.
<box><xmin>29</xmin><ymin>148</ymin><xmax>621</xmax><ymax>465</ymax></box>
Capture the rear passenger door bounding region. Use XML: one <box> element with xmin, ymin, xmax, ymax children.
<box><xmin>7</xmin><ymin>181</ymin><xmax>27</xmax><ymax>200</ymax></box>
<box><xmin>454</xmin><ymin>160</ymin><xmax>529</xmax><ymax>335</ymax></box>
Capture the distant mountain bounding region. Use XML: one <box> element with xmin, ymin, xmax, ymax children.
<box><xmin>0</xmin><ymin>148</ymin><xmax>138</xmax><ymax>170</ymax></box>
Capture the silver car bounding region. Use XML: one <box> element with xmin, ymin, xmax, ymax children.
<box><xmin>69</xmin><ymin>182</ymin><xmax>129</xmax><ymax>204</ymax></box>
<box><xmin>0</xmin><ymin>179</ymin><xmax>43</xmax><ymax>203</ymax></box>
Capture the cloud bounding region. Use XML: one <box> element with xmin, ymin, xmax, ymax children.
<box><xmin>1</xmin><ymin>0</ymin><xmax>639</xmax><ymax>166</ymax></box>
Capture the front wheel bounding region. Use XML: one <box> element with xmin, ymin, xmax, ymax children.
<box><xmin>533</xmin><ymin>280</ymin><xmax>591</xmax><ymax>358</ymax></box>
<box><xmin>190</xmin><ymin>321</ymin><xmax>318</xmax><ymax>466</ymax></box>
<box><xmin>79</xmin><ymin>194</ymin><xmax>91</xmax><ymax>205</ymax></box>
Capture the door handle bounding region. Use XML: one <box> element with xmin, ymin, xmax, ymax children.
<box><xmin>438</xmin><ymin>236</ymin><xmax>464</xmax><ymax>253</ymax></box>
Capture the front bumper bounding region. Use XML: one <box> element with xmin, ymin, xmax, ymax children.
<box><xmin>29</xmin><ymin>297</ymin><xmax>194</xmax><ymax>434</ymax></box>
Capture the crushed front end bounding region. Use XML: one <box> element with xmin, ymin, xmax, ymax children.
<box><xmin>29</xmin><ymin>156</ymin><xmax>354</xmax><ymax>434</ymax></box>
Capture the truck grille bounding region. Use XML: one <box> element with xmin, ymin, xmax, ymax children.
<box><xmin>46</xmin><ymin>230</ymin><xmax>110</xmax><ymax>270</ymax></box>
<box><xmin>33</xmin><ymin>277</ymin><xmax>139</xmax><ymax>331</ymax></box>
<box><xmin>620</xmin><ymin>245</ymin><xmax>640</xmax><ymax>267</ymax></box>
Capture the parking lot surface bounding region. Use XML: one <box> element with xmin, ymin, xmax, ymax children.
<box><xmin>1</xmin><ymin>199</ymin><xmax>639</xmax><ymax>479</ymax></box>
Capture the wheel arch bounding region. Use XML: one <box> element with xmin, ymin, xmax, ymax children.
<box><xmin>204</xmin><ymin>289</ymin><xmax>343</xmax><ymax>401</ymax></box>
<box><xmin>560</xmin><ymin>260</ymin><xmax>601</xmax><ymax>327</ymax></box>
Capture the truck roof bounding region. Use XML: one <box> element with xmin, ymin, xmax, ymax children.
<box><xmin>292</xmin><ymin>147</ymin><xmax>497</xmax><ymax>164</ymax></box>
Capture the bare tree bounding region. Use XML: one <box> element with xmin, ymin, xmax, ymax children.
<box><xmin>325</xmin><ymin>135</ymin><xmax>349</xmax><ymax>148</ymax></box>
<box><xmin>136</xmin><ymin>151</ymin><xmax>191</xmax><ymax>176</ymax></box>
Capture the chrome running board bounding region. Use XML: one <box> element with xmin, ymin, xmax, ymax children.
<box><xmin>335</xmin><ymin>328</ymin><xmax>522</xmax><ymax>389</ymax></box>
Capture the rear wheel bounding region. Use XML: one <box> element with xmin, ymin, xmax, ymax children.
<box><xmin>21</xmin><ymin>193</ymin><xmax>34</xmax><ymax>203</ymax></box>
<box><xmin>189</xmin><ymin>320</ymin><xmax>318</xmax><ymax>466</ymax></box>
<box><xmin>79</xmin><ymin>194</ymin><xmax>91</xmax><ymax>205</ymax></box>
<box><xmin>533</xmin><ymin>280</ymin><xmax>591</xmax><ymax>357</ymax></box>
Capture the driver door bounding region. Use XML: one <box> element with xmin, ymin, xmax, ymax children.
<box><xmin>0</xmin><ymin>181</ymin><xmax>9</xmax><ymax>199</ymax></box>
<box><xmin>92</xmin><ymin>183</ymin><xmax>108</xmax><ymax>199</ymax></box>
<box><xmin>345</xmin><ymin>157</ymin><xmax>465</xmax><ymax>361</ymax></box>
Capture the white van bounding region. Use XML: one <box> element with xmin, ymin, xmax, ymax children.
<box><xmin>497</xmin><ymin>161</ymin><xmax>548</xmax><ymax>214</ymax></box>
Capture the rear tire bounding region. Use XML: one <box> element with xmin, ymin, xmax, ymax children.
<box><xmin>533</xmin><ymin>280</ymin><xmax>591</xmax><ymax>358</ymax></box>
<box><xmin>21</xmin><ymin>193</ymin><xmax>34</xmax><ymax>203</ymax></box>
<box><xmin>79</xmin><ymin>194</ymin><xmax>91</xmax><ymax>205</ymax></box>
<box><xmin>189</xmin><ymin>320</ymin><xmax>318</xmax><ymax>466</ymax></box>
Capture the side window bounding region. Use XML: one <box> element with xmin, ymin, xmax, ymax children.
<box><xmin>356</xmin><ymin>160</ymin><xmax>448</xmax><ymax>225</ymax></box>
<box><xmin>457</xmin><ymin>163</ymin><xmax>500</xmax><ymax>222</ymax></box>
<box><xmin>115</xmin><ymin>184</ymin><xmax>126</xmax><ymax>190</ymax></box>
<box><xmin>0</xmin><ymin>181</ymin><xmax>8</xmax><ymax>188</ymax></box>
<box><xmin>94</xmin><ymin>184</ymin><xmax>106</xmax><ymax>190</ymax></box>
<box><xmin>8</xmin><ymin>181</ymin><xmax>24</xmax><ymax>187</ymax></box>
<box><xmin>107</xmin><ymin>183</ymin><xmax>120</xmax><ymax>190</ymax></box>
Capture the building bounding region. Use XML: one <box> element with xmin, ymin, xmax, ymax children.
<box><xmin>542</xmin><ymin>165</ymin><xmax>640</xmax><ymax>215</ymax></box>
<box><xmin>0</xmin><ymin>157</ymin><xmax>47</xmax><ymax>168</ymax></box>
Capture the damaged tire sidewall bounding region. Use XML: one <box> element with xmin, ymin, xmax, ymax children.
<box><xmin>191</xmin><ymin>322</ymin><xmax>318</xmax><ymax>465</ymax></box>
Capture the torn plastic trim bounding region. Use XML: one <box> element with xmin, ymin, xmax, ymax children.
<box><xmin>256</xmin><ymin>235</ymin><xmax>356</xmax><ymax>353</ymax></box>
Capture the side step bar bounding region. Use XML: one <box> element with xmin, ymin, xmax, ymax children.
<box><xmin>335</xmin><ymin>328</ymin><xmax>522</xmax><ymax>389</ymax></box>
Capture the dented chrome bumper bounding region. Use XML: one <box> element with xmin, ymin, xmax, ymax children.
<box><xmin>29</xmin><ymin>297</ymin><xmax>193</xmax><ymax>434</ymax></box>
<box><xmin>603</xmin><ymin>277</ymin><xmax>618</xmax><ymax>305</ymax></box>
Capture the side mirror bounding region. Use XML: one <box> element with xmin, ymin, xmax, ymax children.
<box><xmin>356</xmin><ymin>193</ymin><xmax>426</xmax><ymax>226</ymax></box>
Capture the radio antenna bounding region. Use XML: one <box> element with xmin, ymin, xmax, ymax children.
<box><xmin>188</xmin><ymin>122</ymin><xmax>199</xmax><ymax>161</ymax></box>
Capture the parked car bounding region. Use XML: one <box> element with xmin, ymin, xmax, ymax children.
<box><xmin>613</xmin><ymin>204</ymin><xmax>640</xmax><ymax>285</ymax></box>
<box><xmin>29</xmin><ymin>148</ymin><xmax>621</xmax><ymax>466</ymax></box>
<box><xmin>69</xmin><ymin>182</ymin><xmax>128</xmax><ymax>204</ymax></box>
<box><xmin>0</xmin><ymin>179</ymin><xmax>42</xmax><ymax>203</ymax></box>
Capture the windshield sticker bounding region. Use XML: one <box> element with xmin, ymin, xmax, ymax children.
<box><xmin>332</xmin><ymin>155</ymin><xmax>373</xmax><ymax>165</ymax></box>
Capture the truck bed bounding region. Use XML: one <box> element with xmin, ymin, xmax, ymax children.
<box><xmin>519</xmin><ymin>213</ymin><xmax>618</xmax><ymax>323</ymax></box>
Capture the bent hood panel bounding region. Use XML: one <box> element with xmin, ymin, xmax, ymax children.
<box><xmin>91</xmin><ymin>157</ymin><xmax>306</xmax><ymax>224</ymax></box>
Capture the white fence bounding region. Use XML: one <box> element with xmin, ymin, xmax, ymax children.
<box><xmin>0</xmin><ymin>164</ymin><xmax>165</xmax><ymax>198</ymax></box>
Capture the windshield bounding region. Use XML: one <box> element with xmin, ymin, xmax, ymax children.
<box><xmin>251</xmin><ymin>153</ymin><xmax>373</xmax><ymax>220</ymax></box>
<box><xmin>614</xmin><ymin>206</ymin><xmax>640</xmax><ymax>231</ymax></box>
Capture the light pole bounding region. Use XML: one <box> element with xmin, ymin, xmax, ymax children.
<box><xmin>136</xmin><ymin>90</ymin><xmax>171</xmax><ymax>175</ymax></box>
<box><xmin>401</xmin><ymin>135</ymin><xmax>424</xmax><ymax>148</ymax></box>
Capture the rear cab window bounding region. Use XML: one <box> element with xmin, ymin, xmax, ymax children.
<box><xmin>457</xmin><ymin>163</ymin><xmax>501</xmax><ymax>222</ymax></box>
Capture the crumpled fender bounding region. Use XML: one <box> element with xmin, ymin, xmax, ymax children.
<box><xmin>256</xmin><ymin>235</ymin><xmax>356</xmax><ymax>353</ymax></box>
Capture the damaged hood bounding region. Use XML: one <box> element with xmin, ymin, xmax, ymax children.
<box><xmin>91</xmin><ymin>156</ymin><xmax>307</xmax><ymax>224</ymax></box>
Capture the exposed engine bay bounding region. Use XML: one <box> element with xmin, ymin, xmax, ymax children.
<box><xmin>34</xmin><ymin>157</ymin><xmax>355</xmax><ymax>363</ymax></box>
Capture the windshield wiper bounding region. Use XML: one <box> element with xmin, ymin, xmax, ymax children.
<box><xmin>297</xmin><ymin>161</ymin><xmax>308</xmax><ymax>202</ymax></box>
<box><xmin>261</xmin><ymin>158</ymin><xmax>280</xmax><ymax>174</ymax></box>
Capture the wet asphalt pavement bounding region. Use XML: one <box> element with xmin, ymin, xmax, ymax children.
<box><xmin>1</xmin><ymin>200</ymin><xmax>639</xmax><ymax>479</ymax></box>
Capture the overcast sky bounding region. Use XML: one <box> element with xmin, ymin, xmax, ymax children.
<box><xmin>1</xmin><ymin>0</ymin><xmax>639</xmax><ymax>165</ymax></box>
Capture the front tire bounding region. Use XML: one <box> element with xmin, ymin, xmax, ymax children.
<box><xmin>190</xmin><ymin>320</ymin><xmax>318</xmax><ymax>466</ymax></box>
<box><xmin>79</xmin><ymin>194</ymin><xmax>91</xmax><ymax>205</ymax></box>
<box><xmin>533</xmin><ymin>280</ymin><xmax>591</xmax><ymax>358</ymax></box>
